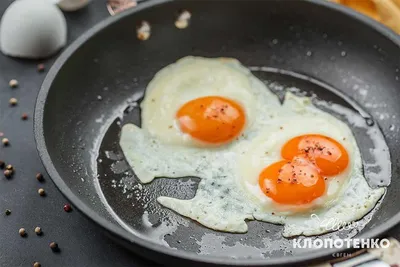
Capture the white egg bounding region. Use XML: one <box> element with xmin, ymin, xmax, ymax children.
<box><xmin>55</xmin><ymin>0</ymin><xmax>91</xmax><ymax>11</ymax></box>
<box><xmin>120</xmin><ymin>57</ymin><xmax>386</xmax><ymax>237</ymax></box>
<box><xmin>140</xmin><ymin>56</ymin><xmax>280</xmax><ymax>148</ymax></box>
<box><xmin>0</xmin><ymin>0</ymin><xmax>67</xmax><ymax>59</ymax></box>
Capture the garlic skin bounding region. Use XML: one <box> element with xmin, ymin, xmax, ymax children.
<box><xmin>56</xmin><ymin>0</ymin><xmax>92</xmax><ymax>11</ymax></box>
<box><xmin>0</xmin><ymin>0</ymin><xmax>67</xmax><ymax>59</ymax></box>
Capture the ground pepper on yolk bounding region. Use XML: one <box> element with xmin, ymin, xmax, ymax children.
<box><xmin>259</xmin><ymin>156</ymin><xmax>325</xmax><ymax>205</ymax></box>
<box><xmin>176</xmin><ymin>96</ymin><xmax>246</xmax><ymax>145</ymax></box>
<box><xmin>259</xmin><ymin>134</ymin><xmax>349</xmax><ymax>205</ymax></box>
<box><xmin>281</xmin><ymin>134</ymin><xmax>349</xmax><ymax>176</ymax></box>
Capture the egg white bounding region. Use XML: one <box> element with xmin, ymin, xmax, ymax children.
<box><xmin>120</xmin><ymin>57</ymin><xmax>386</xmax><ymax>237</ymax></box>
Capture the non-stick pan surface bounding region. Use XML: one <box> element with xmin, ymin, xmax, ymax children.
<box><xmin>35</xmin><ymin>0</ymin><xmax>400</xmax><ymax>266</ymax></box>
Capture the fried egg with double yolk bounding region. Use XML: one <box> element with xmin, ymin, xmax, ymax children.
<box><xmin>236</xmin><ymin>93</ymin><xmax>385</xmax><ymax>236</ymax></box>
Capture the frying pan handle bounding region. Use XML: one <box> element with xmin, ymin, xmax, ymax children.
<box><xmin>313</xmin><ymin>238</ymin><xmax>400</xmax><ymax>267</ymax></box>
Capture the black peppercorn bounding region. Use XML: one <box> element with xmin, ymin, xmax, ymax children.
<box><xmin>19</xmin><ymin>228</ymin><xmax>26</xmax><ymax>237</ymax></box>
<box><xmin>38</xmin><ymin>188</ymin><xmax>46</xmax><ymax>196</ymax></box>
<box><xmin>34</xmin><ymin>227</ymin><xmax>42</xmax><ymax>235</ymax></box>
<box><xmin>36</xmin><ymin>173</ymin><xmax>44</xmax><ymax>182</ymax></box>
<box><xmin>4</xmin><ymin>170</ymin><xmax>13</xmax><ymax>178</ymax></box>
<box><xmin>2</xmin><ymin>138</ymin><xmax>9</xmax><ymax>146</ymax></box>
<box><xmin>50</xmin><ymin>242</ymin><xmax>59</xmax><ymax>252</ymax></box>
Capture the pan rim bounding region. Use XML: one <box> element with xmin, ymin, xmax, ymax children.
<box><xmin>34</xmin><ymin>0</ymin><xmax>400</xmax><ymax>265</ymax></box>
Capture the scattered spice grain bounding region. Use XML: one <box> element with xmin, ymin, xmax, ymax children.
<box><xmin>19</xmin><ymin>228</ymin><xmax>26</xmax><ymax>237</ymax></box>
<box><xmin>38</xmin><ymin>188</ymin><xmax>46</xmax><ymax>196</ymax></box>
<box><xmin>36</xmin><ymin>173</ymin><xmax>44</xmax><ymax>182</ymax></box>
<box><xmin>9</xmin><ymin>98</ymin><xmax>17</xmax><ymax>106</ymax></box>
<box><xmin>4</xmin><ymin>170</ymin><xmax>13</xmax><ymax>178</ymax></box>
<box><xmin>37</xmin><ymin>64</ymin><xmax>45</xmax><ymax>72</ymax></box>
<box><xmin>9</xmin><ymin>79</ymin><xmax>18</xmax><ymax>88</ymax></box>
<box><xmin>2</xmin><ymin>138</ymin><xmax>9</xmax><ymax>146</ymax></box>
<box><xmin>34</xmin><ymin>227</ymin><xmax>42</xmax><ymax>235</ymax></box>
<box><xmin>49</xmin><ymin>241</ymin><xmax>59</xmax><ymax>252</ymax></box>
<box><xmin>63</xmin><ymin>204</ymin><xmax>72</xmax><ymax>212</ymax></box>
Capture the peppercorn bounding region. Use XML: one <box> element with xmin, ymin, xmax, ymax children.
<box><xmin>5</xmin><ymin>164</ymin><xmax>13</xmax><ymax>171</ymax></box>
<box><xmin>36</xmin><ymin>173</ymin><xmax>44</xmax><ymax>182</ymax></box>
<box><xmin>2</xmin><ymin>138</ymin><xmax>9</xmax><ymax>146</ymax></box>
<box><xmin>37</xmin><ymin>64</ymin><xmax>45</xmax><ymax>72</ymax></box>
<box><xmin>9</xmin><ymin>79</ymin><xmax>18</xmax><ymax>88</ymax></box>
<box><xmin>21</xmin><ymin>113</ymin><xmax>28</xmax><ymax>120</ymax></box>
<box><xmin>5</xmin><ymin>209</ymin><xmax>11</xmax><ymax>216</ymax></box>
<box><xmin>0</xmin><ymin>161</ymin><xmax>4</xmax><ymax>169</ymax></box>
<box><xmin>4</xmin><ymin>170</ymin><xmax>12</xmax><ymax>178</ymax></box>
<box><xmin>63</xmin><ymin>204</ymin><xmax>72</xmax><ymax>212</ymax></box>
<box><xmin>50</xmin><ymin>242</ymin><xmax>59</xmax><ymax>251</ymax></box>
<box><xmin>19</xmin><ymin>228</ymin><xmax>26</xmax><ymax>237</ymax></box>
<box><xmin>34</xmin><ymin>227</ymin><xmax>42</xmax><ymax>235</ymax></box>
<box><xmin>9</xmin><ymin>98</ymin><xmax>17</xmax><ymax>106</ymax></box>
<box><xmin>33</xmin><ymin>262</ymin><xmax>41</xmax><ymax>267</ymax></box>
<box><xmin>38</xmin><ymin>188</ymin><xmax>46</xmax><ymax>196</ymax></box>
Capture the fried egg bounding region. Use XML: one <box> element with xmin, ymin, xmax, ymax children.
<box><xmin>236</xmin><ymin>93</ymin><xmax>385</xmax><ymax>236</ymax></box>
<box><xmin>119</xmin><ymin>57</ymin><xmax>386</xmax><ymax>237</ymax></box>
<box><xmin>140</xmin><ymin>56</ymin><xmax>280</xmax><ymax>148</ymax></box>
<box><xmin>238</xmin><ymin>93</ymin><xmax>355</xmax><ymax>211</ymax></box>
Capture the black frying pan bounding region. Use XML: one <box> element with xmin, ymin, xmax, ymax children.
<box><xmin>34</xmin><ymin>0</ymin><xmax>400</xmax><ymax>266</ymax></box>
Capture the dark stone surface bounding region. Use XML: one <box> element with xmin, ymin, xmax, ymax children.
<box><xmin>1</xmin><ymin>0</ymin><xmax>400</xmax><ymax>266</ymax></box>
<box><xmin>0</xmin><ymin>1</ymin><xmax>152</xmax><ymax>266</ymax></box>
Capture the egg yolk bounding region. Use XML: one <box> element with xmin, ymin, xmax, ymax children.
<box><xmin>258</xmin><ymin>156</ymin><xmax>325</xmax><ymax>205</ymax></box>
<box><xmin>281</xmin><ymin>134</ymin><xmax>349</xmax><ymax>176</ymax></box>
<box><xmin>176</xmin><ymin>96</ymin><xmax>246</xmax><ymax>144</ymax></box>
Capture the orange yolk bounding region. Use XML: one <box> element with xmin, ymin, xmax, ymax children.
<box><xmin>176</xmin><ymin>96</ymin><xmax>246</xmax><ymax>144</ymax></box>
<box><xmin>258</xmin><ymin>157</ymin><xmax>325</xmax><ymax>205</ymax></box>
<box><xmin>281</xmin><ymin>134</ymin><xmax>349</xmax><ymax>176</ymax></box>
